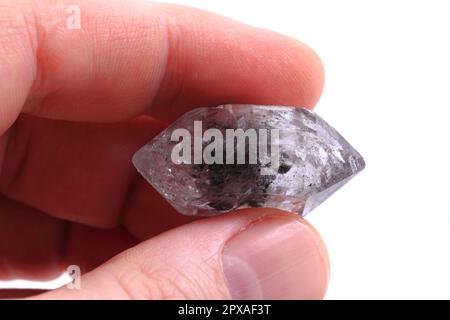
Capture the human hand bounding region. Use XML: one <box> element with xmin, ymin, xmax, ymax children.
<box><xmin>0</xmin><ymin>0</ymin><xmax>328</xmax><ymax>299</ymax></box>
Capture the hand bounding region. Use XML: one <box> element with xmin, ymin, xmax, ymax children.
<box><xmin>0</xmin><ymin>0</ymin><xmax>328</xmax><ymax>299</ymax></box>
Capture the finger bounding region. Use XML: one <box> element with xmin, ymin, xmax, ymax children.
<box><xmin>0</xmin><ymin>115</ymin><xmax>164</xmax><ymax>227</ymax></box>
<box><xmin>0</xmin><ymin>0</ymin><xmax>324</xmax><ymax>135</ymax></box>
<box><xmin>0</xmin><ymin>114</ymin><xmax>196</xmax><ymax>234</ymax></box>
<box><xmin>35</xmin><ymin>210</ymin><xmax>329</xmax><ymax>300</ymax></box>
<box><xmin>0</xmin><ymin>195</ymin><xmax>137</xmax><ymax>281</ymax></box>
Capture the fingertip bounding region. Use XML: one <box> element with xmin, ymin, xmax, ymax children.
<box><xmin>296</xmin><ymin>215</ymin><xmax>330</xmax><ymax>294</ymax></box>
<box><xmin>221</xmin><ymin>210</ymin><xmax>329</xmax><ymax>299</ymax></box>
<box><xmin>288</xmin><ymin>40</ymin><xmax>325</xmax><ymax>108</ymax></box>
<box><xmin>147</xmin><ymin>4</ymin><xmax>327</xmax><ymax>119</ymax></box>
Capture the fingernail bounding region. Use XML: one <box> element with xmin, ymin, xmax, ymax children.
<box><xmin>222</xmin><ymin>215</ymin><xmax>329</xmax><ymax>299</ymax></box>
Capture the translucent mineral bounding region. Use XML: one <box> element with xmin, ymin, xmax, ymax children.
<box><xmin>132</xmin><ymin>105</ymin><xmax>365</xmax><ymax>216</ymax></box>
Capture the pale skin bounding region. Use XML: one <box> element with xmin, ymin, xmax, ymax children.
<box><xmin>0</xmin><ymin>0</ymin><xmax>329</xmax><ymax>299</ymax></box>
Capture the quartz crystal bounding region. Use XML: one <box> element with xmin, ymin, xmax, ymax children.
<box><xmin>133</xmin><ymin>105</ymin><xmax>365</xmax><ymax>216</ymax></box>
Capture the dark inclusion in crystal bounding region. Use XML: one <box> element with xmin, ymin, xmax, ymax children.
<box><xmin>132</xmin><ymin>105</ymin><xmax>365</xmax><ymax>216</ymax></box>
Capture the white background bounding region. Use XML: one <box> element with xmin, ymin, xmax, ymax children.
<box><xmin>2</xmin><ymin>0</ymin><xmax>450</xmax><ymax>299</ymax></box>
<box><xmin>162</xmin><ymin>0</ymin><xmax>450</xmax><ymax>299</ymax></box>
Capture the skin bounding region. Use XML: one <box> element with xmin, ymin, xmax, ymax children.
<box><xmin>0</xmin><ymin>0</ymin><xmax>329</xmax><ymax>299</ymax></box>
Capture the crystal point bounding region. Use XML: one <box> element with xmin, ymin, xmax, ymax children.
<box><xmin>133</xmin><ymin>105</ymin><xmax>365</xmax><ymax>216</ymax></box>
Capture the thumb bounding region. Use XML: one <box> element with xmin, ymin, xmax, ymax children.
<box><xmin>36</xmin><ymin>209</ymin><xmax>329</xmax><ymax>300</ymax></box>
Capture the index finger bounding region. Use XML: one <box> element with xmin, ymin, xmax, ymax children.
<box><xmin>0</xmin><ymin>0</ymin><xmax>324</xmax><ymax>135</ymax></box>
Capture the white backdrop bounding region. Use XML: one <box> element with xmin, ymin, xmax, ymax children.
<box><xmin>161</xmin><ymin>0</ymin><xmax>450</xmax><ymax>299</ymax></box>
<box><xmin>2</xmin><ymin>0</ymin><xmax>450</xmax><ymax>299</ymax></box>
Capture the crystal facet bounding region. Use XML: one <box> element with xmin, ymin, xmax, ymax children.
<box><xmin>133</xmin><ymin>105</ymin><xmax>365</xmax><ymax>216</ymax></box>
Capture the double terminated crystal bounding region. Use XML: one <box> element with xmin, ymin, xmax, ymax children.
<box><xmin>133</xmin><ymin>105</ymin><xmax>365</xmax><ymax>216</ymax></box>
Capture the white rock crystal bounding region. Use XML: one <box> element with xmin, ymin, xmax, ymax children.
<box><xmin>133</xmin><ymin>105</ymin><xmax>365</xmax><ymax>216</ymax></box>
